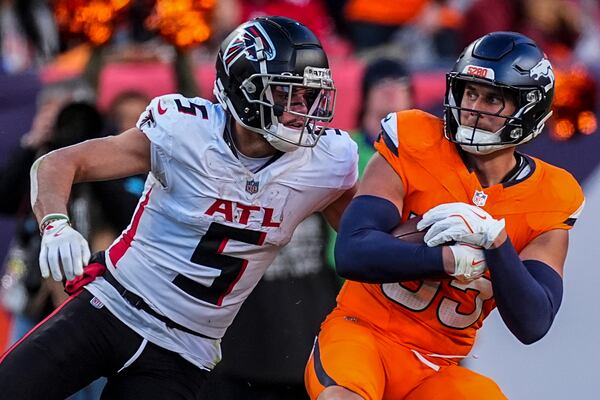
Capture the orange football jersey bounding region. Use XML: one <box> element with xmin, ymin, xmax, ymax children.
<box><xmin>336</xmin><ymin>110</ymin><xmax>585</xmax><ymax>359</ymax></box>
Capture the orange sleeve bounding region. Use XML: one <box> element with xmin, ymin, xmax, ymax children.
<box><xmin>543</xmin><ymin>190</ymin><xmax>585</xmax><ymax>231</ymax></box>
<box><xmin>374</xmin><ymin>110</ymin><xmax>447</xmax><ymax>200</ymax></box>
<box><xmin>528</xmin><ymin>161</ymin><xmax>585</xmax><ymax>232</ymax></box>
<box><xmin>374</xmin><ymin>114</ymin><xmax>409</xmax><ymax>193</ymax></box>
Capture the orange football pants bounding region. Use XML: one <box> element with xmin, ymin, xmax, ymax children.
<box><xmin>305</xmin><ymin>310</ymin><xmax>506</xmax><ymax>400</ymax></box>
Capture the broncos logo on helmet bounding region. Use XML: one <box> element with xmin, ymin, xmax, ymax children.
<box><xmin>223</xmin><ymin>22</ymin><xmax>276</xmax><ymax>73</ymax></box>
<box><xmin>529</xmin><ymin>58</ymin><xmax>554</xmax><ymax>92</ymax></box>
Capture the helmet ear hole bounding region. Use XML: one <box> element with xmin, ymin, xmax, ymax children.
<box><xmin>509</xmin><ymin>127</ymin><xmax>522</xmax><ymax>139</ymax></box>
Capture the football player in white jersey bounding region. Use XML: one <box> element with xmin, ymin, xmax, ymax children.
<box><xmin>0</xmin><ymin>16</ymin><xmax>358</xmax><ymax>399</ymax></box>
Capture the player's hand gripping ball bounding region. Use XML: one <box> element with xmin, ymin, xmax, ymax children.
<box><xmin>417</xmin><ymin>202</ymin><xmax>505</xmax><ymax>249</ymax></box>
<box><xmin>392</xmin><ymin>214</ymin><xmax>488</xmax><ymax>282</ymax></box>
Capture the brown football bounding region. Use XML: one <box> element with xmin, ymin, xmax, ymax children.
<box><xmin>392</xmin><ymin>216</ymin><xmax>426</xmax><ymax>243</ymax></box>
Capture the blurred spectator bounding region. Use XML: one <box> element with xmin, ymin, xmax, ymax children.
<box><xmin>327</xmin><ymin>58</ymin><xmax>414</xmax><ymax>282</ymax></box>
<box><xmin>0</xmin><ymin>84</ymin><xmax>76</xmax><ymax>337</ymax></box>
<box><xmin>0</xmin><ymin>79</ymin><xmax>95</xmax><ymax>221</ymax></box>
<box><xmin>573</xmin><ymin>0</ymin><xmax>600</xmax><ymax>68</ymax></box>
<box><xmin>344</xmin><ymin>0</ymin><xmax>429</xmax><ymax>51</ymax></box>
<box><xmin>326</xmin><ymin>57</ymin><xmax>415</xmax><ymax>267</ymax></box>
<box><xmin>210</xmin><ymin>0</ymin><xmax>242</xmax><ymax>49</ymax></box>
<box><xmin>0</xmin><ymin>98</ymin><xmax>103</xmax><ymax>345</ymax></box>
<box><xmin>322</xmin><ymin>0</ymin><xmax>351</xmax><ymax>37</ymax></box>
<box><xmin>0</xmin><ymin>92</ymin><xmax>146</xmax><ymax>398</ymax></box>
<box><xmin>343</xmin><ymin>0</ymin><xmax>463</xmax><ymax>64</ymax></box>
<box><xmin>241</xmin><ymin>0</ymin><xmax>333</xmax><ymax>41</ymax></box>
<box><xmin>460</xmin><ymin>0</ymin><xmax>583</xmax><ymax>63</ymax></box>
<box><xmin>0</xmin><ymin>71</ymin><xmax>41</xmax><ymax>272</ymax></box>
<box><xmin>106</xmin><ymin>90</ymin><xmax>151</xmax><ymax>138</ymax></box>
<box><xmin>355</xmin><ymin>58</ymin><xmax>414</xmax><ymax>171</ymax></box>
<box><xmin>0</xmin><ymin>81</ymin><xmax>147</xmax><ymax>380</ymax></box>
<box><xmin>202</xmin><ymin>213</ymin><xmax>340</xmax><ymax>400</ymax></box>
<box><xmin>0</xmin><ymin>0</ymin><xmax>58</xmax><ymax>74</ymax></box>
<box><xmin>459</xmin><ymin>0</ymin><xmax>600</xmax><ymax>142</ymax></box>
<box><xmin>521</xmin><ymin>0</ymin><xmax>581</xmax><ymax>60</ymax></box>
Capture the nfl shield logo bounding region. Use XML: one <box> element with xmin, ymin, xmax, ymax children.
<box><xmin>472</xmin><ymin>190</ymin><xmax>488</xmax><ymax>207</ymax></box>
<box><xmin>245</xmin><ymin>179</ymin><xmax>259</xmax><ymax>194</ymax></box>
<box><xmin>90</xmin><ymin>296</ymin><xmax>104</xmax><ymax>309</ymax></box>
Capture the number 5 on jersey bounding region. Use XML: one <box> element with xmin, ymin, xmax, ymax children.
<box><xmin>173</xmin><ymin>222</ymin><xmax>266</xmax><ymax>306</ymax></box>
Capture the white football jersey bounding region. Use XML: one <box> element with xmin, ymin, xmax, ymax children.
<box><xmin>86</xmin><ymin>94</ymin><xmax>358</xmax><ymax>369</ymax></box>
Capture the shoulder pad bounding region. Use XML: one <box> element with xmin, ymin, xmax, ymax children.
<box><xmin>541</xmin><ymin>161</ymin><xmax>585</xmax><ymax>226</ymax></box>
<box><xmin>379</xmin><ymin>112</ymin><xmax>399</xmax><ymax>154</ymax></box>
<box><xmin>377</xmin><ymin>110</ymin><xmax>444</xmax><ymax>157</ymax></box>
<box><xmin>137</xmin><ymin>94</ymin><xmax>225</xmax><ymax>156</ymax></box>
<box><xmin>309</xmin><ymin>127</ymin><xmax>359</xmax><ymax>190</ymax></box>
<box><xmin>144</xmin><ymin>94</ymin><xmax>213</xmax><ymax>125</ymax></box>
<box><xmin>526</xmin><ymin>158</ymin><xmax>586</xmax><ymax>230</ymax></box>
<box><xmin>317</xmin><ymin>128</ymin><xmax>357</xmax><ymax>159</ymax></box>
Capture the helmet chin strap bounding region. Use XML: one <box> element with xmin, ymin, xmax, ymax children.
<box><xmin>456</xmin><ymin>125</ymin><xmax>515</xmax><ymax>155</ymax></box>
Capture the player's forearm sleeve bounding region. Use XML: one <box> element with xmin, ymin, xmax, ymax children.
<box><xmin>485</xmin><ymin>239</ymin><xmax>563</xmax><ymax>344</ymax></box>
<box><xmin>334</xmin><ymin>195</ymin><xmax>444</xmax><ymax>283</ymax></box>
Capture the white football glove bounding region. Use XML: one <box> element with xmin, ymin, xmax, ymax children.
<box><xmin>40</xmin><ymin>219</ymin><xmax>90</xmax><ymax>281</ymax></box>
<box><xmin>448</xmin><ymin>243</ymin><xmax>488</xmax><ymax>282</ymax></box>
<box><xmin>417</xmin><ymin>202</ymin><xmax>505</xmax><ymax>249</ymax></box>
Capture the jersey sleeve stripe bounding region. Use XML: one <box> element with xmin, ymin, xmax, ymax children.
<box><xmin>569</xmin><ymin>199</ymin><xmax>585</xmax><ymax>219</ymax></box>
<box><xmin>380</xmin><ymin>129</ymin><xmax>398</xmax><ymax>155</ymax></box>
<box><xmin>563</xmin><ymin>217</ymin><xmax>576</xmax><ymax>227</ymax></box>
<box><xmin>108</xmin><ymin>185</ymin><xmax>153</xmax><ymax>267</ymax></box>
<box><xmin>562</xmin><ymin>197</ymin><xmax>585</xmax><ymax>227</ymax></box>
<box><xmin>313</xmin><ymin>337</ymin><xmax>338</xmax><ymax>387</ymax></box>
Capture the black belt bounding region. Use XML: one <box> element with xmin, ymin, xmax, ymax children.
<box><xmin>102</xmin><ymin>268</ymin><xmax>215</xmax><ymax>339</ymax></box>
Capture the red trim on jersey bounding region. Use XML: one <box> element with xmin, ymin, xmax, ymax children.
<box><xmin>217</xmin><ymin>238</ymin><xmax>228</xmax><ymax>254</ymax></box>
<box><xmin>257</xmin><ymin>232</ymin><xmax>267</xmax><ymax>246</ymax></box>
<box><xmin>109</xmin><ymin>186</ymin><xmax>153</xmax><ymax>267</ymax></box>
<box><xmin>217</xmin><ymin>259</ymin><xmax>248</xmax><ymax>306</ymax></box>
<box><xmin>0</xmin><ymin>294</ymin><xmax>78</xmax><ymax>364</ymax></box>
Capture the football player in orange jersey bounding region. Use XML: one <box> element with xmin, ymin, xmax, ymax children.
<box><xmin>304</xmin><ymin>32</ymin><xmax>585</xmax><ymax>400</ymax></box>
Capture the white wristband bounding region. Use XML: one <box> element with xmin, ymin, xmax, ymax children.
<box><xmin>40</xmin><ymin>213</ymin><xmax>70</xmax><ymax>234</ymax></box>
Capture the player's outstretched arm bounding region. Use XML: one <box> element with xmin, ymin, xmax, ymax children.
<box><xmin>31</xmin><ymin>127</ymin><xmax>151</xmax><ymax>221</ymax></box>
<box><xmin>484</xmin><ymin>229</ymin><xmax>567</xmax><ymax>344</ymax></box>
<box><xmin>334</xmin><ymin>154</ymin><xmax>451</xmax><ymax>282</ymax></box>
<box><xmin>412</xmin><ymin>200</ymin><xmax>568</xmax><ymax>343</ymax></box>
<box><xmin>31</xmin><ymin>128</ymin><xmax>151</xmax><ymax>281</ymax></box>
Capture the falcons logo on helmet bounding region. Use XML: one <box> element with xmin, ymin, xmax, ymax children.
<box><xmin>224</xmin><ymin>22</ymin><xmax>276</xmax><ymax>73</ymax></box>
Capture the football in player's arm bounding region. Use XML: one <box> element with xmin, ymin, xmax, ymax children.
<box><xmin>0</xmin><ymin>17</ymin><xmax>358</xmax><ymax>399</ymax></box>
<box><xmin>305</xmin><ymin>32</ymin><xmax>585</xmax><ymax>400</ymax></box>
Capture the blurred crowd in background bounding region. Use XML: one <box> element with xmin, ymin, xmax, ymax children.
<box><xmin>0</xmin><ymin>1</ymin><xmax>599</xmax><ymax>399</ymax></box>
<box><xmin>3</xmin><ymin>0</ymin><xmax>600</xmax><ymax>147</ymax></box>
